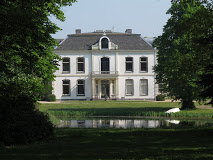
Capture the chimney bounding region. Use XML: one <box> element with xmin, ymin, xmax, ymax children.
<box><xmin>75</xmin><ymin>29</ymin><xmax>81</xmax><ymax>34</ymax></box>
<box><xmin>125</xmin><ymin>29</ymin><xmax>132</xmax><ymax>34</ymax></box>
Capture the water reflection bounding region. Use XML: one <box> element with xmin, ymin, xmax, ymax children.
<box><xmin>57</xmin><ymin>119</ymin><xmax>213</xmax><ymax>129</ymax></box>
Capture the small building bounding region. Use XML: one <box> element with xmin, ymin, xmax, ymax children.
<box><xmin>53</xmin><ymin>29</ymin><xmax>158</xmax><ymax>100</ymax></box>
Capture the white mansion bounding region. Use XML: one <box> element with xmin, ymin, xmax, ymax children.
<box><xmin>53</xmin><ymin>29</ymin><xmax>158</xmax><ymax>100</ymax></box>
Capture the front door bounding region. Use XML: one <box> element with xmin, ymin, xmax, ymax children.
<box><xmin>101</xmin><ymin>80</ymin><xmax>110</xmax><ymax>98</ymax></box>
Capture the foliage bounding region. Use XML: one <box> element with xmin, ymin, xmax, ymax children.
<box><xmin>156</xmin><ymin>94</ymin><xmax>165</xmax><ymax>101</ymax></box>
<box><xmin>47</xmin><ymin>94</ymin><xmax>56</xmax><ymax>102</ymax></box>
<box><xmin>0</xmin><ymin>0</ymin><xmax>76</xmax><ymax>146</ymax></box>
<box><xmin>153</xmin><ymin>0</ymin><xmax>213</xmax><ymax>109</ymax></box>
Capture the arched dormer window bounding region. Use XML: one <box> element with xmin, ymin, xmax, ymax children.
<box><xmin>101</xmin><ymin>38</ymin><xmax>109</xmax><ymax>49</ymax></box>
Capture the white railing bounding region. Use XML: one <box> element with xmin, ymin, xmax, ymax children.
<box><xmin>92</xmin><ymin>71</ymin><xmax>118</xmax><ymax>75</ymax></box>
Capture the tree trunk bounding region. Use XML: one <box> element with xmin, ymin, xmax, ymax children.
<box><xmin>181</xmin><ymin>99</ymin><xmax>196</xmax><ymax>110</ymax></box>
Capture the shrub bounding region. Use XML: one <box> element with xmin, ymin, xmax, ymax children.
<box><xmin>0</xmin><ymin>95</ymin><xmax>55</xmax><ymax>146</ymax></box>
<box><xmin>156</xmin><ymin>94</ymin><xmax>165</xmax><ymax>101</ymax></box>
<box><xmin>47</xmin><ymin>94</ymin><xmax>56</xmax><ymax>102</ymax></box>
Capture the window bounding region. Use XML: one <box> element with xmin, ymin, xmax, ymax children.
<box><xmin>126</xmin><ymin>79</ymin><xmax>134</xmax><ymax>95</ymax></box>
<box><xmin>62</xmin><ymin>80</ymin><xmax>70</xmax><ymax>95</ymax></box>
<box><xmin>140</xmin><ymin>79</ymin><xmax>148</xmax><ymax>96</ymax></box>
<box><xmin>140</xmin><ymin>57</ymin><xmax>148</xmax><ymax>72</ymax></box>
<box><xmin>62</xmin><ymin>58</ymin><xmax>70</xmax><ymax>72</ymax></box>
<box><xmin>77</xmin><ymin>57</ymin><xmax>85</xmax><ymax>72</ymax></box>
<box><xmin>101</xmin><ymin>38</ymin><xmax>108</xmax><ymax>49</ymax></box>
<box><xmin>77</xmin><ymin>80</ymin><xmax>85</xmax><ymax>96</ymax></box>
<box><xmin>101</xmin><ymin>57</ymin><xmax>110</xmax><ymax>74</ymax></box>
<box><xmin>126</xmin><ymin>57</ymin><xmax>133</xmax><ymax>72</ymax></box>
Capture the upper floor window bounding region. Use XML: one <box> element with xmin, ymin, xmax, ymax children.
<box><xmin>126</xmin><ymin>79</ymin><xmax>134</xmax><ymax>96</ymax></box>
<box><xmin>62</xmin><ymin>58</ymin><xmax>70</xmax><ymax>72</ymax></box>
<box><xmin>140</xmin><ymin>79</ymin><xmax>148</xmax><ymax>96</ymax></box>
<box><xmin>77</xmin><ymin>80</ymin><xmax>85</xmax><ymax>96</ymax></box>
<box><xmin>101</xmin><ymin>38</ymin><xmax>109</xmax><ymax>49</ymax></box>
<box><xmin>140</xmin><ymin>57</ymin><xmax>148</xmax><ymax>72</ymax></box>
<box><xmin>77</xmin><ymin>57</ymin><xmax>85</xmax><ymax>72</ymax></box>
<box><xmin>126</xmin><ymin>57</ymin><xmax>133</xmax><ymax>72</ymax></box>
<box><xmin>62</xmin><ymin>80</ymin><xmax>70</xmax><ymax>95</ymax></box>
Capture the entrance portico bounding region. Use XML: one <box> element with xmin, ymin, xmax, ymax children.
<box><xmin>92</xmin><ymin>78</ymin><xmax>119</xmax><ymax>100</ymax></box>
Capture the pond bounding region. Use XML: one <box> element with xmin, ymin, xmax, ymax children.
<box><xmin>57</xmin><ymin>117</ymin><xmax>213</xmax><ymax>129</ymax></box>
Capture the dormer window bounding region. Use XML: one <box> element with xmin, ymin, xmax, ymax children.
<box><xmin>101</xmin><ymin>38</ymin><xmax>108</xmax><ymax>49</ymax></box>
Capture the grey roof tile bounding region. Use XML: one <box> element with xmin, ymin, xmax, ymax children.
<box><xmin>55</xmin><ymin>32</ymin><xmax>154</xmax><ymax>51</ymax></box>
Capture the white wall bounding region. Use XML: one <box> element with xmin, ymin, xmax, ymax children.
<box><xmin>53</xmin><ymin>50</ymin><xmax>156</xmax><ymax>100</ymax></box>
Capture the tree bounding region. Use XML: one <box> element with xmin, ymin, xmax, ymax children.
<box><xmin>153</xmin><ymin>0</ymin><xmax>213</xmax><ymax>109</ymax></box>
<box><xmin>0</xmin><ymin>0</ymin><xmax>76</xmax><ymax>146</ymax></box>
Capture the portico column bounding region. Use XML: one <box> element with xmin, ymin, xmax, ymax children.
<box><xmin>110</xmin><ymin>80</ymin><xmax>113</xmax><ymax>99</ymax></box>
<box><xmin>116</xmin><ymin>78</ymin><xmax>119</xmax><ymax>99</ymax></box>
<box><xmin>98</xmin><ymin>80</ymin><xmax>101</xmax><ymax>99</ymax></box>
<box><xmin>92</xmin><ymin>78</ymin><xmax>95</xmax><ymax>99</ymax></box>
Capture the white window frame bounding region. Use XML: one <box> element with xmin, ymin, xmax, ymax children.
<box><xmin>62</xmin><ymin>57</ymin><xmax>70</xmax><ymax>73</ymax></box>
<box><xmin>140</xmin><ymin>57</ymin><xmax>148</xmax><ymax>72</ymax></box>
<box><xmin>125</xmin><ymin>57</ymin><xmax>133</xmax><ymax>72</ymax></box>
<box><xmin>125</xmin><ymin>79</ymin><xmax>134</xmax><ymax>96</ymax></box>
<box><xmin>77</xmin><ymin>57</ymin><xmax>85</xmax><ymax>73</ymax></box>
<box><xmin>140</xmin><ymin>79</ymin><xmax>148</xmax><ymax>96</ymax></box>
<box><xmin>77</xmin><ymin>79</ymin><xmax>85</xmax><ymax>96</ymax></box>
<box><xmin>62</xmin><ymin>80</ymin><xmax>70</xmax><ymax>96</ymax></box>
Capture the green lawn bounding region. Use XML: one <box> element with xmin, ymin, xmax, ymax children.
<box><xmin>39</xmin><ymin>101</ymin><xmax>213</xmax><ymax>119</ymax></box>
<box><xmin>1</xmin><ymin>128</ymin><xmax>213</xmax><ymax>160</ymax></box>
<box><xmin>1</xmin><ymin>101</ymin><xmax>213</xmax><ymax>160</ymax></box>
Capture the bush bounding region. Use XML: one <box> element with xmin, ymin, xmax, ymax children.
<box><xmin>156</xmin><ymin>94</ymin><xmax>165</xmax><ymax>101</ymax></box>
<box><xmin>0</xmin><ymin>95</ymin><xmax>55</xmax><ymax>146</ymax></box>
<box><xmin>47</xmin><ymin>94</ymin><xmax>56</xmax><ymax>102</ymax></box>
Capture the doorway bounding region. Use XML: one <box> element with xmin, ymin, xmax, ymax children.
<box><xmin>101</xmin><ymin>80</ymin><xmax>110</xmax><ymax>98</ymax></box>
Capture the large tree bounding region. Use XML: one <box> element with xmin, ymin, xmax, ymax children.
<box><xmin>0</xmin><ymin>0</ymin><xmax>76</xmax><ymax>146</ymax></box>
<box><xmin>154</xmin><ymin>0</ymin><xmax>213</xmax><ymax>109</ymax></box>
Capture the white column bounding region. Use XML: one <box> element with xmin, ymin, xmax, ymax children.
<box><xmin>116</xmin><ymin>78</ymin><xmax>119</xmax><ymax>99</ymax></box>
<box><xmin>98</xmin><ymin>80</ymin><xmax>101</xmax><ymax>99</ymax></box>
<box><xmin>92</xmin><ymin>78</ymin><xmax>95</xmax><ymax>99</ymax></box>
<box><xmin>110</xmin><ymin>80</ymin><xmax>113</xmax><ymax>99</ymax></box>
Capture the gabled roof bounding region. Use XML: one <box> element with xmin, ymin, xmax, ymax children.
<box><xmin>55</xmin><ymin>31</ymin><xmax>154</xmax><ymax>51</ymax></box>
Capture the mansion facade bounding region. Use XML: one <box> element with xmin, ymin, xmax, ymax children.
<box><xmin>53</xmin><ymin>29</ymin><xmax>158</xmax><ymax>100</ymax></box>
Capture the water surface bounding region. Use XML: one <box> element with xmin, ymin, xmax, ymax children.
<box><xmin>57</xmin><ymin>117</ymin><xmax>213</xmax><ymax>129</ymax></box>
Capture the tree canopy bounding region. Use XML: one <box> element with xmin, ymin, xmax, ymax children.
<box><xmin>0</xmin><ymin>0</ymin><xmax>76</xmax><ymax>146</ymax></box>
<box><xmin>154</xmin><ymin>0</ymin><xmax>213</xmax><ymax>109</ymax></box>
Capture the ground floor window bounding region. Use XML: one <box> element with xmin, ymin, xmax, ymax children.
<box><xmin>126</xmin><ymin>79</ymin><xmax>134</xmax><ymax>95</ymax></box>
<box><xmin>77</xmin><ymin>79</ymin><xmax>85</xmax><ymax>96</ymax></box>
<box><xmin>140</xmin><ymin>79</ymin><xmax>148</xmax><ymax>96</ymax></box>
<box><xmin>63</xmin><ymin>80</ymin><xmax>70</xmax><ymax>95</ymax></box>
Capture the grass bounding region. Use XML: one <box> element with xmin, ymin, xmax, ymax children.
<box><xmin>1</xmin><ymin>101</ymin><xmax>213</xmax><ymax>159</ymax></box>
<box><xmin>38</xmin><ymin>101</ymin><xmax>213</xmax><ymax>120</ymax></box>
<box><xmin>1</xmin><ymin>127</ymin><xmax>213</xmax><ymax>160</ymax></box>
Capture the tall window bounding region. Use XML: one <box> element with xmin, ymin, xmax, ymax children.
<box><xmin>77</xmin><ymin>80</ymin><xmax>85</xmax><ymax>96</ymax></box>
<box><xmin>77</xmin><ymin>57</ymin><xmax>85</xmax><ymax>72</ymax></box>
<box><xmin>126</xmin><ymin>79</ymin><xmax>134</xmax><ymax>95</ymax></box>
<box><xmin>140</xmin><ymin>57</ymin><xmax>148</xmax><ymax>72</ymax></box>
<box><xmin>62</xmin><ymin>58</ymin><xmax>70</xmax><ymax>72</ymax></box>
<box><xmin>63</xmin><ymin>80</ymin><xmax>70</xmax><ymax>95</ymax></box>
<box><xmin>126</xmin><ymin>57</ymin><xmax>133</xmax><ymax>72</ymax></box>
<box><xmin>101</xmin><ymin>38</ymin><xmax>108</xmax><ymax>49</ymax></box>
<box><xmin>140</xmin><ymin>79</ymin><xmax>148</xmax><ymax>96</ymax></box>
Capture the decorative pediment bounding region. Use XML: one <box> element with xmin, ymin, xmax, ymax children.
<box><xmin>92</xmin><ymin>41</ymin><xmax>118</xmax><ymax>50</ymax></box>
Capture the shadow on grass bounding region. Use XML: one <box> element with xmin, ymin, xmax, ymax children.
<box><xmin>1</xmin><ymin>128</ymin><xmax>213</xmax><ymax>160</ymax></box>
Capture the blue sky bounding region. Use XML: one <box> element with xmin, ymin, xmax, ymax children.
<box><xmin>50</xmin><ymin>0</ymin><xmax>172</xmax><ymax>38</ymax></box>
